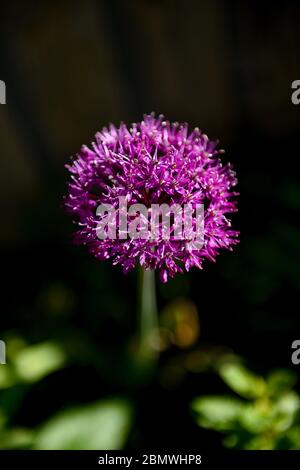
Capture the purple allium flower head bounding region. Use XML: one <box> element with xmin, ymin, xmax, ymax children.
<box><xmin>64</xmin><ymin>113</ymin><xmax>239</xmax><ymax>282</ymax></box>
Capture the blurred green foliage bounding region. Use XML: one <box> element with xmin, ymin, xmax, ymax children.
<box><xmin>0</xmin><ymin>339</ymin><xmax>132</xmax><ymax>450</ymax></box>
<box><xmin>34</xmin><ymin>398</ymin><xmax>132</xmax><ymax>450</ymax></box>
<box><xmin>0</xmin><ymin>339</ymin><xmax>66</xmax><ymax>390</ymax></box>
<box><xmin>192</xmin><ymin>357</ymin><xmax>300</xmax><ymax>450</ymax></box>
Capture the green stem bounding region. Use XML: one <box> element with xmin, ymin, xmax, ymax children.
<box><xmin>137</xmin><ymin>267</ymin><xmax>158</xmax><ymax>362</ymax></box>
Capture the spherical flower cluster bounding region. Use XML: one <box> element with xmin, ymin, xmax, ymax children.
<box><xmin>64</xmin><ymin>114</ymin><xmax>239</xmax><ymax>282</ymax></box>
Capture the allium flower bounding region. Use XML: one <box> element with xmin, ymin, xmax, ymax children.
<box><xmin>64</xmin><ymin>113</ymin><xmax>239</xmax><ymax>282</ymax></box>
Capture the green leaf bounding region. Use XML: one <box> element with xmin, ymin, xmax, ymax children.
<box><xmin>13</xmin><ymin>342</ymin><xmax>66</xmax><ymax>383</ymax></box>
<box><xmin>240</xmin><ymin>403</ymin><xmax>273</xmax><ymax>433</ymax></box>
<box><xmin>0</xmin><ymin>428</ymin><xmax>34</xmax><ymax>449</ymax></box>
<box><xmin>279</xmin><ymin>426</ymin><xmax>300</xmax><ymax>449</ymax></box>
<box><xmin>245</xmin><ymin>434</ymin><xmax>276</xmax><ymax>450</ymax></box>
<box><xmin>0</xmin><ymin>366</ymin><xmax>16</xmax><ymax>389</ymax></box>
<box><xmin>192</xmin><ymin>396</ymin><xmax>244</xmax><ymax>431</ymax></box>
<box><xmin>0</xmin><ymin>410</ymin><xmax>6</xmax><ymax>430</ymax></box>
<box><xmin>267</xmin><ymin>370</ymin><xmax>297</xmax><ymax>397</ymax></box>
<box><xmin>34</xmin><ymin>398</ymin><xmax>133</xmax><ymax>450</ymax></box>
<box><xmin>219</xmin><ymin>363</ymin><xmax>265</xmax><ymax>399</ymax></box>
<box><xmin>272</xmin><ymin>392</ymin><xmax>300</xmax><ymax>432</ymax></box>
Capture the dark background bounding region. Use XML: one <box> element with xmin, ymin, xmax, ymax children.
<box><xmin>1</xmin><ymin>0</ymin><xmax>300</xmax><ymax>450</ymax></box>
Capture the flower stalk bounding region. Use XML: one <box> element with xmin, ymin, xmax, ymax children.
<box><xmin>137</xmin><ymin>266</ymin><xmax>159</xmax><ymax>367</ymax></box>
